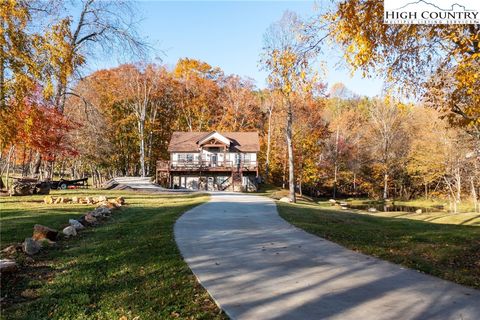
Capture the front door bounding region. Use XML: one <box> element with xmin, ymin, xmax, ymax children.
<box><xmin>207</xmin><ymin>177</ymin><xmax>214</xmax><ymax>190</ymax></box>
<box><xmin>211</xmin><ymin>153</ymin><xmax>218</xmax><ymax>167</ymax></box>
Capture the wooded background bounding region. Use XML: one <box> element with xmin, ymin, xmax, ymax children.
<box><xmin>1</xmin><ymin>1</ymin><xmax>478</xmax><ymax>207</ymax></box>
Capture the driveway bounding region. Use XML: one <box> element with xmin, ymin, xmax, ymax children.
<box><xmin>174</xmin><ymin>193</ymin><xmax>480</xmax><ymax>320</ymax></box>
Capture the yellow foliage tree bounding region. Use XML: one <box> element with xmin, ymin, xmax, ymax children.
<box><xmin>319</xmin><ymin>1</ymin><xmax>480</xmax><ymax>141</ymax></box>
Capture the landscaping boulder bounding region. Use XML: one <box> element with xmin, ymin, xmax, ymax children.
<box><xmin>415</xmin><ymin>209</ymin><xmax>422</xmax><ymax>214</ymax></box>
<box><xmin>97</xmin><ymin>195</ymin><xmax>107</xmax><ymax>202</ymax></box>
<box><xmin>32</xmin><ymin>224</ymin><xmax>58</xmax><ymax>241</ymax></box>
<box><xmin>89</xmin><ymin>210</ymin><xmax>107</xmax><ymax>221</ymax></box>
<box><xmin>44</xmin><ymin>196</ymin><xmax>54</xmax><ymax>204</ymax></box>
<box><xmin>92</xmin><ymin>207</ymin><xmax>111</xmax><ymax>219</ymax></box>
<box><xmin>329</xmin><ymin>199</ymin><xmax>337</xmax><ymax>204</ymax></box>
<box><xmin>367</xmin><ymin>207</ymin><xmax>377</xmax><ymax>212</ymax></box>
<box><xmin>96</xmin><ymin>207</ymin><xmax>112</xmax><ymax>215</ymax></box>
<box><xmin>77</xmin><ymin>215</ymin><xmax>91</xmax><ymax>227</ymax></box>
<box><xmin>115</xmin><ymin>196</ymin><xmax>125</xmax><ymax>205</ymax></box>
<box><xmin>279</xmin><ymin>197</ymin><xmax>292</xmax><ymax>203</ymax></box>
<box><xmin>97</xmin><ymin>201</ymin><xmax>116</xmax><ymax>209</ymax></box>
<box><xmin>108</xmin><ymin>199</ymin><xmax>121</xmax><ymax>208</ymax></box>
<box><xmin>85</xmin><ymin>197</ymin><xmax>94</xmax><ymax>204</ymax></box>
<box><xmin>23</xmin><ymin>238</ymin><xmax>42</xmax><ymax>255</ymax></box>
<box><xmin>62</xmin><ymin>226</ymin><xmax>77</xmax><ymax>237</ymax></box>
<box><xmin>55</xmin><ymin>197</ymin><xmax>70</xmax><ymax>204</ymax></box>
<box><xmin>84</xmin><ymin>212</ymin><xmax>97</xmax><ymax>224</ymax></box>
<box><xmin>69</xmin><ymin>219</ymin><xmax>85</xmax><ymax>230</ymax></box>
<box><xmin>71</xmin><ymin>196</ymin><xmax>79</xmax><ymax>203</ymax></box>
<box><xmin>0</xmin><ymin>259</ymin><xmax>18</xmax><ymax>273</ymax></box>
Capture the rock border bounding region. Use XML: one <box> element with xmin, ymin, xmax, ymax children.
<box><xmin>0</xmin><ymin>196</ymin><xmax>126</xmax><ymax>275</ymax></box>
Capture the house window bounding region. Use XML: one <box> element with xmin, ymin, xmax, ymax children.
<box><xmin>178</xmin><ymin>153</ymin><xmax>186</xmax><ymax>162</ymax></box>
<box><xmin>186</xmin><ymin>154</ymin><xmax>194</xmax><ymax>162</ymax></box>
<box><xmin>243</xmin><ymin>153</ymin><xmax>251</xmax><ymax>164</ymax></box>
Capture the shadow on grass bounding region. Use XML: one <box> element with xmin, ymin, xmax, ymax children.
<box><xmin>2</xmin><ymin>193</ymin><xmax>226</xmax><ymax>320</ymax></box>
<box><xmin>278</xmin><ymin>202</ymin><xmax>480</xmax><ymax>289</ymax></box>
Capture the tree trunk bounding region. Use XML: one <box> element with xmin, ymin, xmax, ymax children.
<box><xmin>5</xmin><ymin>146</ymin><xmax>14</xmax><ymax>190</ymax></box>
<box><xmin>33</xmin><ymin>152</ymin><xmax>42</xmax><ymax>177</ymax></box>
<box><xmin>333</xmin><ymin>126</ymin><xmax>339</xmax><ymax>199</ymax></box>
<box><xmin>383</xmin><ymin>172</ymin><xmax>388</xmax><ymax>200</ymax></box>
<box><xmin>138</xmin><ymin>119</ymin><xmax>146</xmax><ymax>177</ymax></box>
<box><xmin>0</xmin><ymin>45</ymin><xmax>5</xmax><ymax>109</ymax></box>
<box><xmin>353</xmin><ymin>172</ymin><xmax>357</xmax><ymax>195</ymax></box>
<box><xmin>471</xmin><ymin>177</ymin><xmax>478</xmax><ymax>213</ymax></box>
<box><xmin>1</xmin><ymin>146</ymin><xmax>15</xmax><ymax>190</ymax></box>
<box><xmin>286</xmin><ymin>101</ymin><xmax>296</xmax><ymax>203</ymax></box>
<box><xmin>265</xmin><ymin>107</ymin><xmax>273</xmax><ymax>180</ymax></box>
<box><xmin>456</xmin><ymin>169</ymin><xmax>461</xmax><ymax>203</ymax></box>
<box><xmin>444</xmin><ymin>177</ymin><xmax>458</xmax><ymax>213</ymax></box>
<box><xmin>146</xmin><ymin>130</ymin><xmax>153</xmax><ymax>176</ymax></box>
<box><xmin>298</xmin><ymin>163</ymin><xmax>303</xmax><ymax>197</ymax></box>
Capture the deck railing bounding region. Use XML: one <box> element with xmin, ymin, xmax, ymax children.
<box><xmin>157</xmin><ymin>160</ymin><xmax>257</xmax><ymax>171</ymax></box>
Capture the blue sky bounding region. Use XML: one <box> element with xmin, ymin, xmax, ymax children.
<box><xmin>90</xmin><ymin>1</ymin><xmax>384</xmax><ymax>97</ymax></box>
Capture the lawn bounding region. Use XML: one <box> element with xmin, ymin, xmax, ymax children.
<box><xmin>258</xmin><ymin>185</ymin><xmax>480</xmax><ymax>226</ymax></box>
<box><xmin>348</xmin><ymin>207</ymin><xmax>480</xmax><ymax>225</ymax></box>
<box><xmin>1</xmin><ymin>190</ymin><xmax>226</xmax><ymax>320</ymax></box>
<box><xmin>277</xmin><ymin>200</ymin><xmax>480</xmax><ymax>289</ymax></box>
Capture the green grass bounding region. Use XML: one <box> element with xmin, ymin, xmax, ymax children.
<box><xmin>1</xmin><ymin>190</ymin><xmax>104</xmax><ymax>248</ymax></box>
<box><xmin>277</xmin><ymin>201</ymin><xmax>480</xmax><ymax>289</ymax></box>
<box><xmin>257</xmin><ymin>184</ymin><xmax>479</xmax><ymax>226</ymax></box>
<box><xmin>1</xmin><ymin>190</ymin><xmax>226</xmax><ymax>320</ymax></box>
<box><xmin>349</xmin><ymin>208</ymin><xmax>480</xmax><ymax>225</ymax></box>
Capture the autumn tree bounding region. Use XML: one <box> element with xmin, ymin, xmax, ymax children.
<box><xmin>322</xmin><ymin>86</ymin><xmax>367</xmax><ymax>197</ymax></box>
<box><xmin>217</xmin><ymin>75</ymin><xmax>260</xmax><ymax>131</ymax></box>
<box><xmin>365</xmin><ymin>98</ymin><xmax>410</xmax><ymax>199</ymax></box>
<box><xmin>117</xmin><ymin>64</ymin><xmax>161</xmax><ymax>177</ymax></box>
<box><xmin>173</xmin><ymin>58</ymin><xmax>223</xmax><ymax>131</ymax></box>
<box><xmin>262</xmin><ymin>11</ymin><xmax>320</xmax><ymax>202</ymax></box>
<box><xmin>258</xmin><ymin>90</ymin><xmax>281</xmax><ymax>180</ymax></box>
<box><xmin>316</xmin><ymin>1</ymin><xmax>480</xmax><ymax>142</ymax></box>
<box><xmin>293</xmin><ymin>95</ymin><xmax>327</xmax><ymax>196</ymax></box>
<box><xmin>407</xmin><ymin>107</ymin><xmax>448</xmax><ymax>199</ymax></box>
<box><xmin>50</xmin><ymin>0</ymin><xmax>146</xmax><ymax>113</ymax></box>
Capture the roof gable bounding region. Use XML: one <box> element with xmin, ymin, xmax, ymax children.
<box><xmin>197</xmin><ymin>131</ymin><xmax>231</xmax><ymax>146</ymax></box>
<box><xmin>168</xmin><ymin>131</ymin><xmax>260</xmax><ymax>152</ymax></box>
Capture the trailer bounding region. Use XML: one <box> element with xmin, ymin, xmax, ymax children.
<box><xmin>50</xmin><ymin>178</ymin><xmax>89</xmax><ymax>190</ymax></box>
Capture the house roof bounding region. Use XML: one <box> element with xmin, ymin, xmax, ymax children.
<box><xmin>168</xmin><ymin>131</ymin><xmax>260</xmax><ymax>152</ymax></box>
<box><xmin>197</xmin><ymin>131</ymin><xmax>231</xmax><ymax>146</ymax></box>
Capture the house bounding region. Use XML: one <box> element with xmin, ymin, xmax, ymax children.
<box><xmin>156</xmin><ymin>131</ymin><xmax>260</xmax><ymax>191</ymax></box>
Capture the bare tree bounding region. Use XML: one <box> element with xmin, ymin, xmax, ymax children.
<box><xmin>122</xmin><ymin>64</ymin><xmax>160</xmax><ymax>177</ymax></box>
<box><xmin>55</xmin><ymin>0</ymin><xmax>147</xmax><ymax>112</ymax></box>
<box><xmin>366</xmin><ymin>99</ymin><xmax>408</xmax><ymax>200</ymax></box>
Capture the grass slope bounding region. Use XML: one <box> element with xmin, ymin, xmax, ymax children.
<box><xmin>277</xmin><ymin>201</ymin><xmax>480</xmax><ymax>289</ymax></box>
<box><xmin>1</xmin><ymin>190</ymin><xmax>226</xmax><ymax>320</ymax></box>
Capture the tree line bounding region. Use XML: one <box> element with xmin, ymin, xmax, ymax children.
<box><xmin>1</xmin><ymin>1</ymin><xmax>478</xmax><ymax>210</ymax></box>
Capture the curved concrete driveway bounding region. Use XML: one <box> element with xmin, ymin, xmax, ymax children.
<box><xmin>175</xmin><ymin>193</ymin><xmax>480</xmax><ymax>320</ymax></box>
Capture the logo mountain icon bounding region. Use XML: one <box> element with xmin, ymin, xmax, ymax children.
<box><xmin>395</xmin><ymin>0</ymin><xmax>474</xmax><ymax>11</ymax></box>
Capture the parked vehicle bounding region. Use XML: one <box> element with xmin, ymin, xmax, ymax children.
<box><xmin>50</xmin><ymin>178</ymin><xmax>89</xmax><ymax>190</ymax></box>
